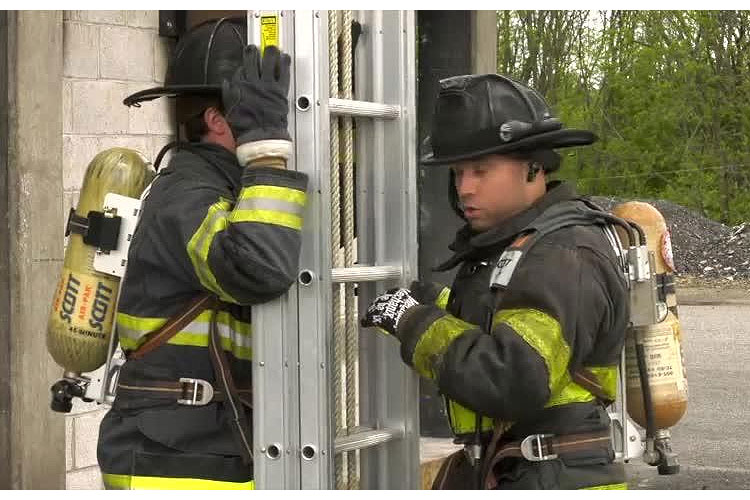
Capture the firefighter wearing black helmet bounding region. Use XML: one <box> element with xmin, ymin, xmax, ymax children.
<box><xmin>96</xmin><ymin>18</ymin><xmax>307</xmax><ymax>489</ymax></box>
<box><xmin>362</xmin><ymin>74</ymin><xmax>630</xmax><ymax>490</ymax></box>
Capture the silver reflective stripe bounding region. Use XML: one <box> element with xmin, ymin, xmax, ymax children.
<box><xmin>191</xmin><ymin>320</ymin><xmax>253</xmax><ymax>349</ymax></box>
<box><xmin>116</xmin><ymin>316</ymin><xmax>251</xmax><ymax>348</ymax></box>
<box><xmin>234</xmin><ymin>197</ymin><xmax>305</xmax><ymax>218</ymax></box>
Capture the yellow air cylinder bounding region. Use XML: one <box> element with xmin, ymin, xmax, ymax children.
<box><xmin>47</xmin><ymin>148</ymin><xmax>153</xmax><ymax>373</ymax></box>
<box><xmin>612</xmin><ymin>201</ymin><xmax>688</xmax><ymax>430</ymax></box>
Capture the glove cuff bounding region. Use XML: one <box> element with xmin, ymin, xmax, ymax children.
<box><xmin>236</xmin><ymin>139</ymin><xmax>294</xmax><ymax>166</ymax></box>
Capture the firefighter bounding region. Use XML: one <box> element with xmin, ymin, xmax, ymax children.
<box><xmin>361</xmin><ymin>74</ymin><xmax>630</xmax><ymax>489</ymax></box>
<box><xmin>96</xmin><ymin>18</ymin><xmax>307</xmax><ymax>489</ymax></box>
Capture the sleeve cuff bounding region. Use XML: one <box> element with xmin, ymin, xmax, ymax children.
<box><xmin>242</xmin><ymin>166</ymin><xmax>309</xmax><ymax>191</ymax></box>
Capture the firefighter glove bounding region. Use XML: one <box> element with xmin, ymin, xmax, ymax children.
<box><xmin>361</xmin><ymin>288</ymin><xmax>420</xmax><ymax>338</ymax></box>
<box><xmin>409</xmin><ymin>280</ymin><xmax>451</xmax><ymax>310</ymax></box>
<box><xmin>222</xmin><ymin>45</ymin><xmax>292</xmax><ymax>145</ymax></box>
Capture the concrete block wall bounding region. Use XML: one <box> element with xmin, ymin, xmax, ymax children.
<box><xmin>62</xmin><ymin>10</ymin><xmax>175</xmax><ymax>489</ymax></box>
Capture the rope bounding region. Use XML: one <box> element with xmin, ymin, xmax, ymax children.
<box><xmin>341</xmin><ymin>9</ymin><xmax>360</xmax><ymax>490</ymax></box>
<box><xmin>328</xmin><ymin>9</ymin><xmax>346</xmax><ymax>490</ymax></box>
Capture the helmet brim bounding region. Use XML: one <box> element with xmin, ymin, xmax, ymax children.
<box><xmin>421</xmin><ymin>129</ymin><xmax>597</xmax><ymax>165</ymax></box>
<box><xmin>123</xmin><ymin>84</ymin><xmax>222</xmax><ymax>107</ymax></box>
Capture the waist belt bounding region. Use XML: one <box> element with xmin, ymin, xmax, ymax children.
<box><xmin>482</xmin><ymin>429</ymin><xmax>612</xmax><ymax>489</ymax></box>
<box><xmin>120</xmin><ymin>293</ymin><xmax>254</xmax><ymax>464</ymax></box>
<box><xmin>117</xmin><ymin>378</ymin><xmax>253</xmax><ymax>407</ymax></box>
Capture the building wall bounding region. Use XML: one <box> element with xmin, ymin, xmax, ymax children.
<box><xmin>61</xmin><ymin>10</ymin><xmax>175</xmax><ymax>489</ymax></box>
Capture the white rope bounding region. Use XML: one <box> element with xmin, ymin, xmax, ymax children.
<box><xmin>328</xmin><ymin>9</ymin><xmax>347</xmax><ymax>491</ymax></box>
<box><xmin>341</xmin><ymin>9</ymin><xmax>360</xmax><ymax>490</ymax></box>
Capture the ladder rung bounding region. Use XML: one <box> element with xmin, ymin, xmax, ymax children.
<box><xmin>331</xmin><ymin>265</ymin><xmax>402</xmax><ymax>283</ymax></box>
<box><xmin>329</xmin><ymin>98</ymin><xmax>401</xmax><ymax>119</ymax></box>
<box><xmin>334</xmin><ymin>427</ymin><xmax>404</xmax><ymax>454</ymax></box>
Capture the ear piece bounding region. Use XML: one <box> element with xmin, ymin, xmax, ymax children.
<box><xmin>527</xmin><ymin>162</ymin><xmax>541</xmax><ymax>182</ymax></box>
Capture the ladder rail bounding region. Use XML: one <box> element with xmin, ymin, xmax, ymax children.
<box><xmin>248</xmin><ymin>9</ymin><xmax>302</xmax><ymax>490</ymax></box>
<box><xmin>249</xmin><ymin>10</ymin><xmax>419</xmax><ymax>490</ymax></box>
<box><xmin>294</xmin><ymin>10</ymin><xmax>334</xmax><ymax>490</ymax></box>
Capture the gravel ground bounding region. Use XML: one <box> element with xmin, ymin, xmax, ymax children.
<box><xmin>590</xmin><ymin>196</ymin><xmax>750</xmax><ymax>281</ymax></box>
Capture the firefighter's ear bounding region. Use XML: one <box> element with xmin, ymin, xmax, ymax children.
<box><xmin>204</xmin><ymin>107</ymin><xmax>232</xmax><ymax>137</ymax></box>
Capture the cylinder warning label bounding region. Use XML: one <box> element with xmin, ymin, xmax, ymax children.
<box><xmin>51</xmin><ymin>269</ymin><xmax>117</xmax><ymax>341</ymax></box>
<box><xmin>260</xmin><ymin>14</ymin><xmax>279</xmax><ymax>54</ymax></box>
<box><xmin>625</xmin><ymin>323</ymin><xmax>687</xmax><ymax>391</ymax></box>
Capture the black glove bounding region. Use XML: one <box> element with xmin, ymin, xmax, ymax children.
<box><xmin>360</xmin><ymin>288</ymin><xmax>420</xmax><ymax>338</ymax></box>
<box><xmin>409</xmin><ymin>280</ymin><xmax>450</xmax><ymax>309</ymax></box>
<box><xmin>222</xmin><ymin>45</ymin><xmax>291</xmax><ymax>145</ymax></box>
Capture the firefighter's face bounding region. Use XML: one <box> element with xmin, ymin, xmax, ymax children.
<box><xmin>452</xmin><ymin>154</ymin><xmax>536</xmax><ymax>232</ymax></box>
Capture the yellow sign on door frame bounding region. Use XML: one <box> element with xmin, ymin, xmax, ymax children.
<box><xmin>260</xmin><ymin>14</ymin><xmax>279</xmax><ymax>53</ymax></box>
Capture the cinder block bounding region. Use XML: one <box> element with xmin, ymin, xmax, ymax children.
<box><xmin>66</xmin><ymin>416</ymin><xmax>74</xmax><ymax>471</ymax></box>
<box><xmin>73</xmin><ymin>409</ymin><xmax>107</xmax><ymax>469</ymax></box>
<box><xmin>63</xmin><ymin>80</ymin><xmax>73</xmax><ymax>134</ymax></box>
<box><xmin>127</xmin><ymin>10</ymin><xmax>159</xmax><ymax>29</ymax></box>
<box><xmin>153</xmin><ymin>36</ymin><xmax>174</xmax><ymax>84</ymax></box>
<box><xmin>63</xmin><ymin>135</ymin><xmax>101</xmax><ymax>191</ymax></box>
<box><xmin>126</xmin><ymin>30</ymin><xmax>155</xmax><ymax>82</ymax></box>
<box><xmin>63</xmin><ymin>22</ymin><xmax>99</xmax><ymax>78</ymax></box>
<box><xmin>127</xmin><ymin>83</ymin><xmax>175</xmax><ymax>135</ymax></box>
<box><xmin>66</xmin><ymin>11</ymin><xmax>126</xmax><ymax>25</ymax></box>
<box><xmin>99</xmin><ymin>26</ymin><xmax>128</xmax><ymax>80</ymax></box>
<box><xmin>66</xmin><ymin>465</ymin><xmax>104</xmax><ymax>490</ymax></box>
<box><xmin>99</xmin><ymin>135</ymin><xmax>153</xmax><ymax>161</ymax></box>
<box><xmin>71</xmin><ymin>80</ymin><xmax>129</xmax><ymax>134</ymax></box>
<box><xmin>100</xmin><ymin>26</ymin><xmax>153</xmax><ymax>82</ymax></box>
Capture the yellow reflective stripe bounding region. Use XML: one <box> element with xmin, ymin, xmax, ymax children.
<box><xmin>546</xmin><ymin>372</ymin><xmax>595</xmax><ymax>407</ymax></box>
<box><xmin>547</xmin><ymin>365</ymin><xmax>618</xmax><ymax>408</ymax></box>
<box><xmin>103</xmin><ymin>473</ymin><xmax>255</xmax><ymax>490</ymax></box>
<box><xmin>446</xmin><ymin>398</ymin><xmax>495</xmax><ymax>435</ymax></box>
<box><xmin>435</xmin><ymin>287</ymin><xmax>451</xmax><ymax>310</ymax></box>
<box><xmin>229</xmin><ymin>208</ymin><xmax>302</xmax><ymax>230</ymax></box>
<box><xmin>589</xmin><ymin>365</ymin><xmax>618</xmax><ymax>400</ymax></box>
<box><xmin>581</xmin><ymin>483</ymin><xmax>628</xmax><ymax>490</ymax></box>
<box><xmin>117</xmin><ymin>311</ymin><xmax>252</xmax><ymax>340</ymax></box>
<box><xmin>117</xmin><ymin>312</ymin><xmax>167</xmax><ymax>332</ymax></box>
<box><xmin>119</xmin><ymin>336</ymin><xmax>140</xmax><ymax>350</ymax></box>
<box><xmin>233</xmin><ymin>185</ymin><xmax>306</xmax><ymax>229</ymax></box>
<box><xmin>167</xmin><ymin>331</ymin><xmax>253</xmax><ymax>361</ymax></box>
<box><xmin>239</xmin><ymin>185</ymin><xmax>307</xmax><ymax>206</ymax></box>
<box><xmin>412</xmin><ymin>314</ymin><xmax>474</xmax><ymax>379</ymax></box>
<box><xmin>493</xmin><ymin>308</ymin><xmax>570</xmax><ymax>397</ymax></box>
<box><xmin>186</xmin><ymin>199</ymin><xmax>237</xmax><ymax>303</ymax></box>
<box><xmin>115</xmin><ymin>310</ymin><xmax>253</xmax><ymax>361</ymax></box>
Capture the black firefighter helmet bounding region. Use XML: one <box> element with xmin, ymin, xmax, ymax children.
<box><xmin>421</xmin><ymin>73</ymin><xmax>596</xmax><ymax>166</ymax></box>
<box><xmin>123</xmin><ymin>17</ymin><xmax>246</xmax><ymax>107</ymax></box>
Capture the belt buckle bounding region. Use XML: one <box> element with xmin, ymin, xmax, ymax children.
<box><xmin>520</xmin><ymin>433</ymin><xmax>558</xmax><ymax>462</ymax></box>
<box><xmin>177</xmin><ymin>377</ymin><xmax>214</xmax><ymax>406</ymax></box>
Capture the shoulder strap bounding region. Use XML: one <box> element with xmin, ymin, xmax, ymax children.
<box><xmin>488</xmin><ymin>200</ymin><xmax>610</xmax><ymax>291</ymax></box>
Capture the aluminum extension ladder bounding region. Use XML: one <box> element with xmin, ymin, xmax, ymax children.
<box><xmin>247</xmin><ymin>10</ymin><xmax>419</xmax><ymax>489</ymax></box>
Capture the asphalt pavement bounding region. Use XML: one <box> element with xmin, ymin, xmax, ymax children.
<box><xmin>627</xmin><ymin>303</ymin><xmax>750</xmax><ymax>489</ymax></box>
